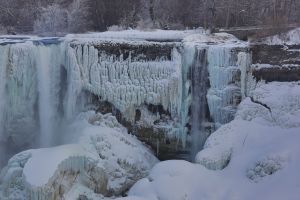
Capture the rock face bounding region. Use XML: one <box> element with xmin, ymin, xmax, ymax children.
<box><xmin>251</xmin><ymin>44</ymin><xmax>300</xmax><ymax>82</ymax></box>
<box><xmin>0</xmin><ymin>112</ymin><xmax>158</xmax><ymax>200</ymax></box>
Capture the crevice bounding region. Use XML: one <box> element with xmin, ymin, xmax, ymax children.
<box><xmin>249</xmin><ymin>96</ymin><xmax>278</xmax><ymax>124</ymax></box>
<box><xmin>249</xmin><ymin>97</ymin><xmax>271</xmax><ymax>113</ymax></box>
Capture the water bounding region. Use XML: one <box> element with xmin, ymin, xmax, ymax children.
<box><xmin>190</xmin><ymin>47</ymin><xmax>210</xmax><ymax>161</ymax></box>
<box><xmin>0</xmin><ymin>46</ymin><xmax>9</xmax><ymax>166</ymax></box>
<box><xmin>36</xmin><ymin>44</ymin><xmax>62</xmax><ymax>147</ymax></box>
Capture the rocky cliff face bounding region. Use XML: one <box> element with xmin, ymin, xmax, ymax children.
<box><xmin>251</xmin><ymin>44</ymin><xmax>300</xmax><ymax>82</ymax></box>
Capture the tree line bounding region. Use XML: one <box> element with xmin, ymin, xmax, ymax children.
<box><xmin>0</xmin><ymin>0</ymin><xmax>299</xmax><ymax>35</ymax></box>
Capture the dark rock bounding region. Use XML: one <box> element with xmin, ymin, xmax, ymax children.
<box><xmin>253</xmin><ymin>65</ymin><xmax>300</xmax><ymax>82</ymax></box>
<box><xmin>251</xmin><ymin>44</ymin><xmax>300</xmax><ymax>65</ymax></box>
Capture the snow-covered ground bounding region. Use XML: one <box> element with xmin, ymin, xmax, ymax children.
<box><xmin>263</xmin><ymin>27</ymin><xmax>300</xmax><ymax>45</ymax></box>
<box><xmin>123</xmin><ymin>81</ymin><xmax>300</xmax><ymax>200</ymax></box>
<box><xmin>0</xmin><ymin>29</ymin><xmax>204</xmax><ymax>45</ymax></box>
<box><xmin>67</xmin><ymin>29</ymin><xmax>205</xmax><ymax>42</ymax></box>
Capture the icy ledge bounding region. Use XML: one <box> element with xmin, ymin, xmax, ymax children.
<box><xmin>124</xmin><ymin>81</ymin><xmax>300</xmax><ymax>200</ymax></box>
<box><xmin>0</xmin><ymin>112</ymin><xmax>158</xmax><ymax>200</ymax></box>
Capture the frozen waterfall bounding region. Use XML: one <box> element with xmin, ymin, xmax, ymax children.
<box><xmin>0</xmin><ymin>41</ymin><xmax>65</xmax><ymax>166</ymax></box>
<box><xmin>190</xmin><ymin>47</ymin><xmax>210</xmax><ymax>159</ymax></box>
<box><xmin>35</xmin><ymin>44</ymin><xmax>63</xmax><ymax>147</ymax></box>
<box><xmin>0</xmin><ymin>46</ymin><xmax>9</xmax><ymax>166</ymax></box>
<box><xmin>0</xmin><ymin>33</ymin><xmax>248</xmax><ymax>167</ymax></box>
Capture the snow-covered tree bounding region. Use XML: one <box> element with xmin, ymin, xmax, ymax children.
<box><xmin>33</xmin><ymin>4</ymin><xmax>68</xmax><ymax>36</ymax></box>
<box><xmin>67</xmin><ymin>0</ymin><xmax>92</xmax><ymax>33</ymax></box>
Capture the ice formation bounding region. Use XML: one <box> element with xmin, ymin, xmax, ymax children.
<box><xmin>0</xmin><ymin>111</ymin><xmax>158</xmax><ymax>200</ymax></box>
<box><xmin>0</xmin><ymin>36</ymin><xmax>186</xmax><ymax>165</ymax></box>
<box><xmin>181</xmin><ymin>33</ymin><xmax>248</xmax><ymax>153</ymax></box>
<box><xmin>0</xmin><ymin>28</ymin><xmax>299</xmax><ymax>199</ymax></box>
<box><xmin>64</xmin><ymin>42</ymin><xmax>182</xmax><ymax>122</ymax></box>
<box><xmin>206</xmin><ymin>45</ymin><xmax>246</xmax><ymax>128</ymax></box>
<box><xmin>0</xmin><ymin>31</ymin><xmax>250</xmax><ymax>162</ymax></box>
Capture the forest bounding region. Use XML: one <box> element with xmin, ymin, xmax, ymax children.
<box><xmin>0</xmin><ymin>0</ymin><xmax>299</xmax><ymax>35</ymax></box>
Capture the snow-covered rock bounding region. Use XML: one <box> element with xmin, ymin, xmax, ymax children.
<box><xmin>0</xmin><ymin>112</ymin><xmax>158</xmax><ymax>200</ymax></box>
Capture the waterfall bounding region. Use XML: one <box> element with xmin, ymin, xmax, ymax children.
<box><xmin>190</xmin><ymin>47</ymin><xmax>209</xmax><ymax>160</ymax></box>
<box><xmin>35</xmin><ymin>44</ymin><xmax>63</xmax><ymax>147</ymax></box>
<box><xmin>0</xmin><ymin>45</ymin><xmax>9</xmax><ymax>166</ymax></box>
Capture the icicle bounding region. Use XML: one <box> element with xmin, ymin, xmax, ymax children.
<box><xmin>65</xmin><ymin>44</ymin><xmax>182</xmax><ymax>122</ymax></box>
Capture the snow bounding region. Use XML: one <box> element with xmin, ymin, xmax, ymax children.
<box><xmin>0</xmin><ymin>111</ymin><xmax>158</xmax><ymax>200</ymax></box>
<box><xmin>124</xmin><ymin>81</ymin><xmax>300</xmax><ymax>200</ymax></box>
<box><xmin>66</xmin><ymin>29</ymin><xmax>205</xmax><ymax>42</ymax></box>
<box><xmin>264</xmin><ymin>27</ymin><xmax>300</xmax><ymax>45</ymax></box>
<box><xmin>239</xmin><ymin>82</ymin><xmax>300</xmax><ymax>128</ymax></box>
<box><xmin>1</xmin><ymin>29</ymin><xmax>300</xmax><ymax>199</ymax></box>
<box><xmin>184</xmin><ymin>32</ymin><xmax>246</xmax><ymax>47</ymax></box>
<box><xmin>23</xmin><ymin>144</ymin><xmax>95</xmax><ymax>187</ymax></box>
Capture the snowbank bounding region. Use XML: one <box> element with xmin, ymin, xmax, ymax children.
<box><xmin>23</xmin><ymin>144</ymin><xmax>96</xmax><ymax>187</ymax></box>
<box><xmin>125</xmin><ymin>81</ymin><xmax>300</xmax><ymax>200</ymax></box>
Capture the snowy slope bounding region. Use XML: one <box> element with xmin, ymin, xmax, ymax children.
<box><xmin>124</xmin><ymin>81</ymin><xmax>300</xmax><ymax>200</ymax></box>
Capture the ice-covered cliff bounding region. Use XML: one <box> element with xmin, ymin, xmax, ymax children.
<box><xmin>0</xmin><ymin>30</ymin><xmax>250</xmax><ymax>165</ymax></box>
<box><xmin>1</xmin><ymin>28</ymin><xmax>300</xmax><ymax>199</ymax></box>
<box><xmin>122</xmin><ymin>28</ymin><xmax>300</xmax><ymax>200</ymax></box>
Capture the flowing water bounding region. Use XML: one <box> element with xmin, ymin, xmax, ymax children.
<box><xmin>190</xmin><ymin>47</ymin><xmax>210</xmax><ymax>161</ymax></box>
<box><xmin>0</xmin><ymin>46</ymin><xmax>9</xmax><ymax>166</ymax></box>
<box><xmin>36</xmin><ymin>44</ymin><xmax>63</xmax><ymax>147</ymax></box>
